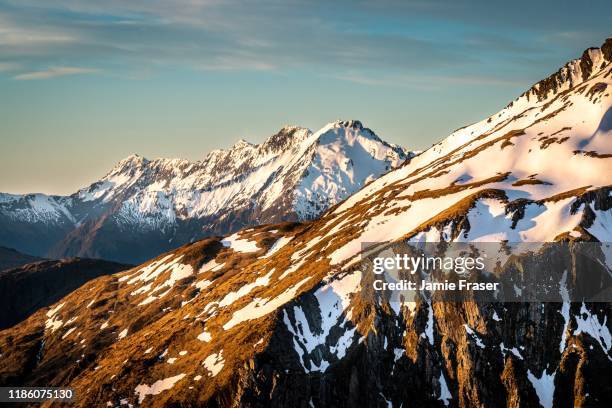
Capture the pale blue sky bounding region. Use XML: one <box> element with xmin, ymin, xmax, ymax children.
<box><xmin>1</xmin><ymin>0</ymin><xmax>610</xmax><ymax>194</ymax></box>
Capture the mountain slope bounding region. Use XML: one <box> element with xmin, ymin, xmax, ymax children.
<box><xmin>0</xmin><ymin>246</ymin><xmax>43</xmax><ymax>271</ymax></box>
<box><xmin>0</xmin><ymin>258</ymin><xmax>130</xmax><ymax>330</ymax></box>
<box><xmin>0</xmin><ymin>194</ymin><xmax>76</xmax><ymax>257</ymax></box>
<box><xmin>0</xmin><ymin>121</ymin><xmax>410</xmax><ymax>264</ymax></box>
<box><xmin>0</xmin><ymin>39</ymin><xmax>611</xmax><ymax>407</ymax></box>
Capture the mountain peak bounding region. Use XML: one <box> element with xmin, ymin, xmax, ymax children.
<box><xmin>522</xmin><ymin>37</ymin><xmax>611</xmax><ymax>102</ymax></box>
<box><xmin>261</xmin><ymin>126</ymin><xmax>311</xmax><ymax>153</ymax></box>
<box><xmin>279</xmin><ymin>124</ymin><xmax>306</xmax><ymax>132</ymax></box>
<box><xmin>601</xmin><ymin>36</ymin><xmax>612</xmax><ymax>60</ymax></box>
<box><xmin>124</xmin><ymin>153</ymin><xmax>144</xmax><ymax>161</ymax></box>
<box><xmin>231</xmin><ymin>139</ymin><xmax>253</xmax><ymax>150</ymax></box>
<box><xmin>330</xmin><ymin>119</ymin><xmax>364</xmax><ymax>130</ymax></box>
<box><xmin>315</xmin><ymin>119</ymin><xmax>386</xmax><ymax>146</ymax></box>
<box><xmin>114</xmin><ymin>153</ymin><xmax>148</xmax><ymax>170</ymax></box>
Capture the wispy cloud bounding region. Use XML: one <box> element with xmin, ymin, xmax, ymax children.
<box><xmin>335</xmin><ymin>72</ymin><xmax>525</xmax><ymax>90</ymax></box>
<box><xmin>197</xmin><ymin>54</ymin><xmax>277</xmax><ymax>71</ymax></box>
<box><xmin>0</xmin><ymin>0</ymin><xmax>536</xmax><ymax>76</ymax></box>
<box><xmin>0</xmin><ymin>62</ymin><xmax>20</xmax><ymax>72</ymax></box>
<box><xmin>0</xmin><ymin>0</ymin><xmax>609</xmax><ymax>85</ymax></box>
<box><xmin>0</xmin><ymin>17</ymin><xmax>75</xmax><ymax>46</ymax></box>
<box><xmin>14</xmin><ymin>66</ymin><xmax>99</xmax><ymax>80</ymax></box>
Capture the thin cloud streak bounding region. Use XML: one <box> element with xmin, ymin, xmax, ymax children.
<box><xmin>335</xmin><ymin>72</ymin><xmax>526</xmax><ymax>90</ymax></box>
<box><xmin>14</xmin><ymin>66</ymin><xmax>99</xmax><ymax>80</ymax></box>
<box><xmin>0</xmin><ymin>61</ymin><xmax>20</xmax><ymax>72</ymax></box>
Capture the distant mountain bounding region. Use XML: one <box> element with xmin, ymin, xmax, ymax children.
<box><xmin>0</xmin><ymin>120</ymin><xmax>411</xmax><ymax>264</ymax></box>
<box><xmin>1</xmin><ymin>39</ymin><xmax>610</xmax><ymax>407</ymax></box>
<box><xmin>0</xmin><ymin>246</ymin><xmax>43</xmax><ymax>271</ymax></box>
<box><xmin>0</xmin><ymin>258</ymin><xmax>130</xmax><ymax>330</ymax></box>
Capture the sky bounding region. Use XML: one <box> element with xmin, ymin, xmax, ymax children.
<box><xmin>0</xmin><ymin>0</ymin><xmax>610</xmax><ymax>195</ymax></box>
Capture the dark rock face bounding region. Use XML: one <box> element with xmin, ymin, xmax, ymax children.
<box><xmin>601</xmin><ymin>37</ymin><xmax>612</xmax><ymax>62</ymax></box>
<box><xmin>0</xmin><ymin>258</ymin><xmax>130</xmax><ymax>330</ymax></box>
<box><xmin>571</xmin><ymin>186</ymin><xmax>612</xmax><ymax>231</ymax></box>
<box><xmin>213</xmin><ymin>300</ymin><xmax>612</xmax><ymax>408</ymax></box>
<box><xmin>229</xmin><ymin>244</ymin><xmax>612</xmax><ymax>407</ymax></box>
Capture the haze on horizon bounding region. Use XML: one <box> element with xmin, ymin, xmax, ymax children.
<box><xmin>1</xmin><ymin>0</ymin><xmax>610</xmax><ymax>195</ymax></box>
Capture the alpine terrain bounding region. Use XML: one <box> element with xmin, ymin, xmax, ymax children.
<box><xmin>0</xmin><ymin>39</ymin><xmax>611</xmax><ymax>407</ymax></box>
<box><xmin>0</xmin><ymin>121</ymin><xmax>410</xmax><ymax>264</ymax></box>
<box><xmin>0</xmin><ymin>246</ymin><xmax>43</xmax><ymax>271</ymax></box>
<box><xmin>0</xmin><ymin>258</ymin><xmax>130</xmax><ymax>330</ymax></box>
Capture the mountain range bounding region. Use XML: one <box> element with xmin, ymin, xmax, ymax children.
<box><xmin>0</xmin><ymin>121</ymin><xmax>410</xmax><ymax>264</ymax></box>
<box><xmin>0</xmin><ymin>38</ymin><xmax>611</xmax><ymax>407</ymax></box>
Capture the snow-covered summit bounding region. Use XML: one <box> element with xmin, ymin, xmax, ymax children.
<box><xmin>74</xmin><ymin>119</ymin><xmax>409</xmax><ymax>221</ymax></box>
<box><xmin>0</xmin><ymin>121</ymin><xmax>412</xmax><ymax>262</ymax></box>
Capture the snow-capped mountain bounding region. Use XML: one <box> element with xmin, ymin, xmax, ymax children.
<box><xmin>0</xmin><ymin>120</ymin><xmax>410</xmax><ymax>263</ymax></box>
<box><xmin>1</xmin><ymin>39</ymin><xmax>610</xmax><ymax>407</ymax></box>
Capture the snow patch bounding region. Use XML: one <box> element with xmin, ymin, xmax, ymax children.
<box><xmin>194</xmin><ymin>279</ymin><xmax>212</xmax><ymax>290</ymax></box>
<box><xmin>218</xmin><ymin>270</ymin><xmax>273</xmax><ymax>307</ymax></box>
<box><xmin>223</xmin><ymin>277</ymin><xmax>311</xmax><ymax>330</ymax></box>
<box><xmin>464</xmin><ymin>324</ymin><xmax>485</xmax><ymax>348</ymax></box>
<box><xmin>263</xmin><ymin>236</ymin><xmax>293</xmax><ymax>258</ymax></box>
<box><xmin>197</xmin><ymin>330</ymin><xmax>212</xmax><ymax>342</ymax></box>
<box><xmin>439</xmin><ymin>372</ymin><xmax>452</xmax><ymax>406</ymax></box>
<box><xmin>118</xmin><ymin>328</ymin><xmax>128</xmax><ymax>340</ymax></box>
<box><xmin>221</xmin><ymin>233</ymin><xmax>259</xmax><ymax>253</ymax></box>
<box><xmin>527</xmin><ymin>370</ymin><xmax>556</xmax><ymax>408</ymax></box>
<box><xmin>46</xmin><ymin>302</ymin><xmax>65</xmax><ymax>318</ymax></box>
<box><xmin>62</xmin><ymin>327</ymin><xmax>76</xmax><ymax>339</ymax></box>
<box><xmin>134</xmin><ymin>373</ymin><xmax>186</xmax><ymax>404</ymax></box>
<box><xmin>283</xmin><ymin>271</ymin><xmax>362</xmax><ymax>372</ymax></box>
<box><xmin>202</xmin><ymin>351</ymin><xmax>224</xmax><ymax>377</ymax></box>
<box><xmin>573</xmin><ymin>302</ymin><xmax>611</xmax><ymax>353</ymax></box>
